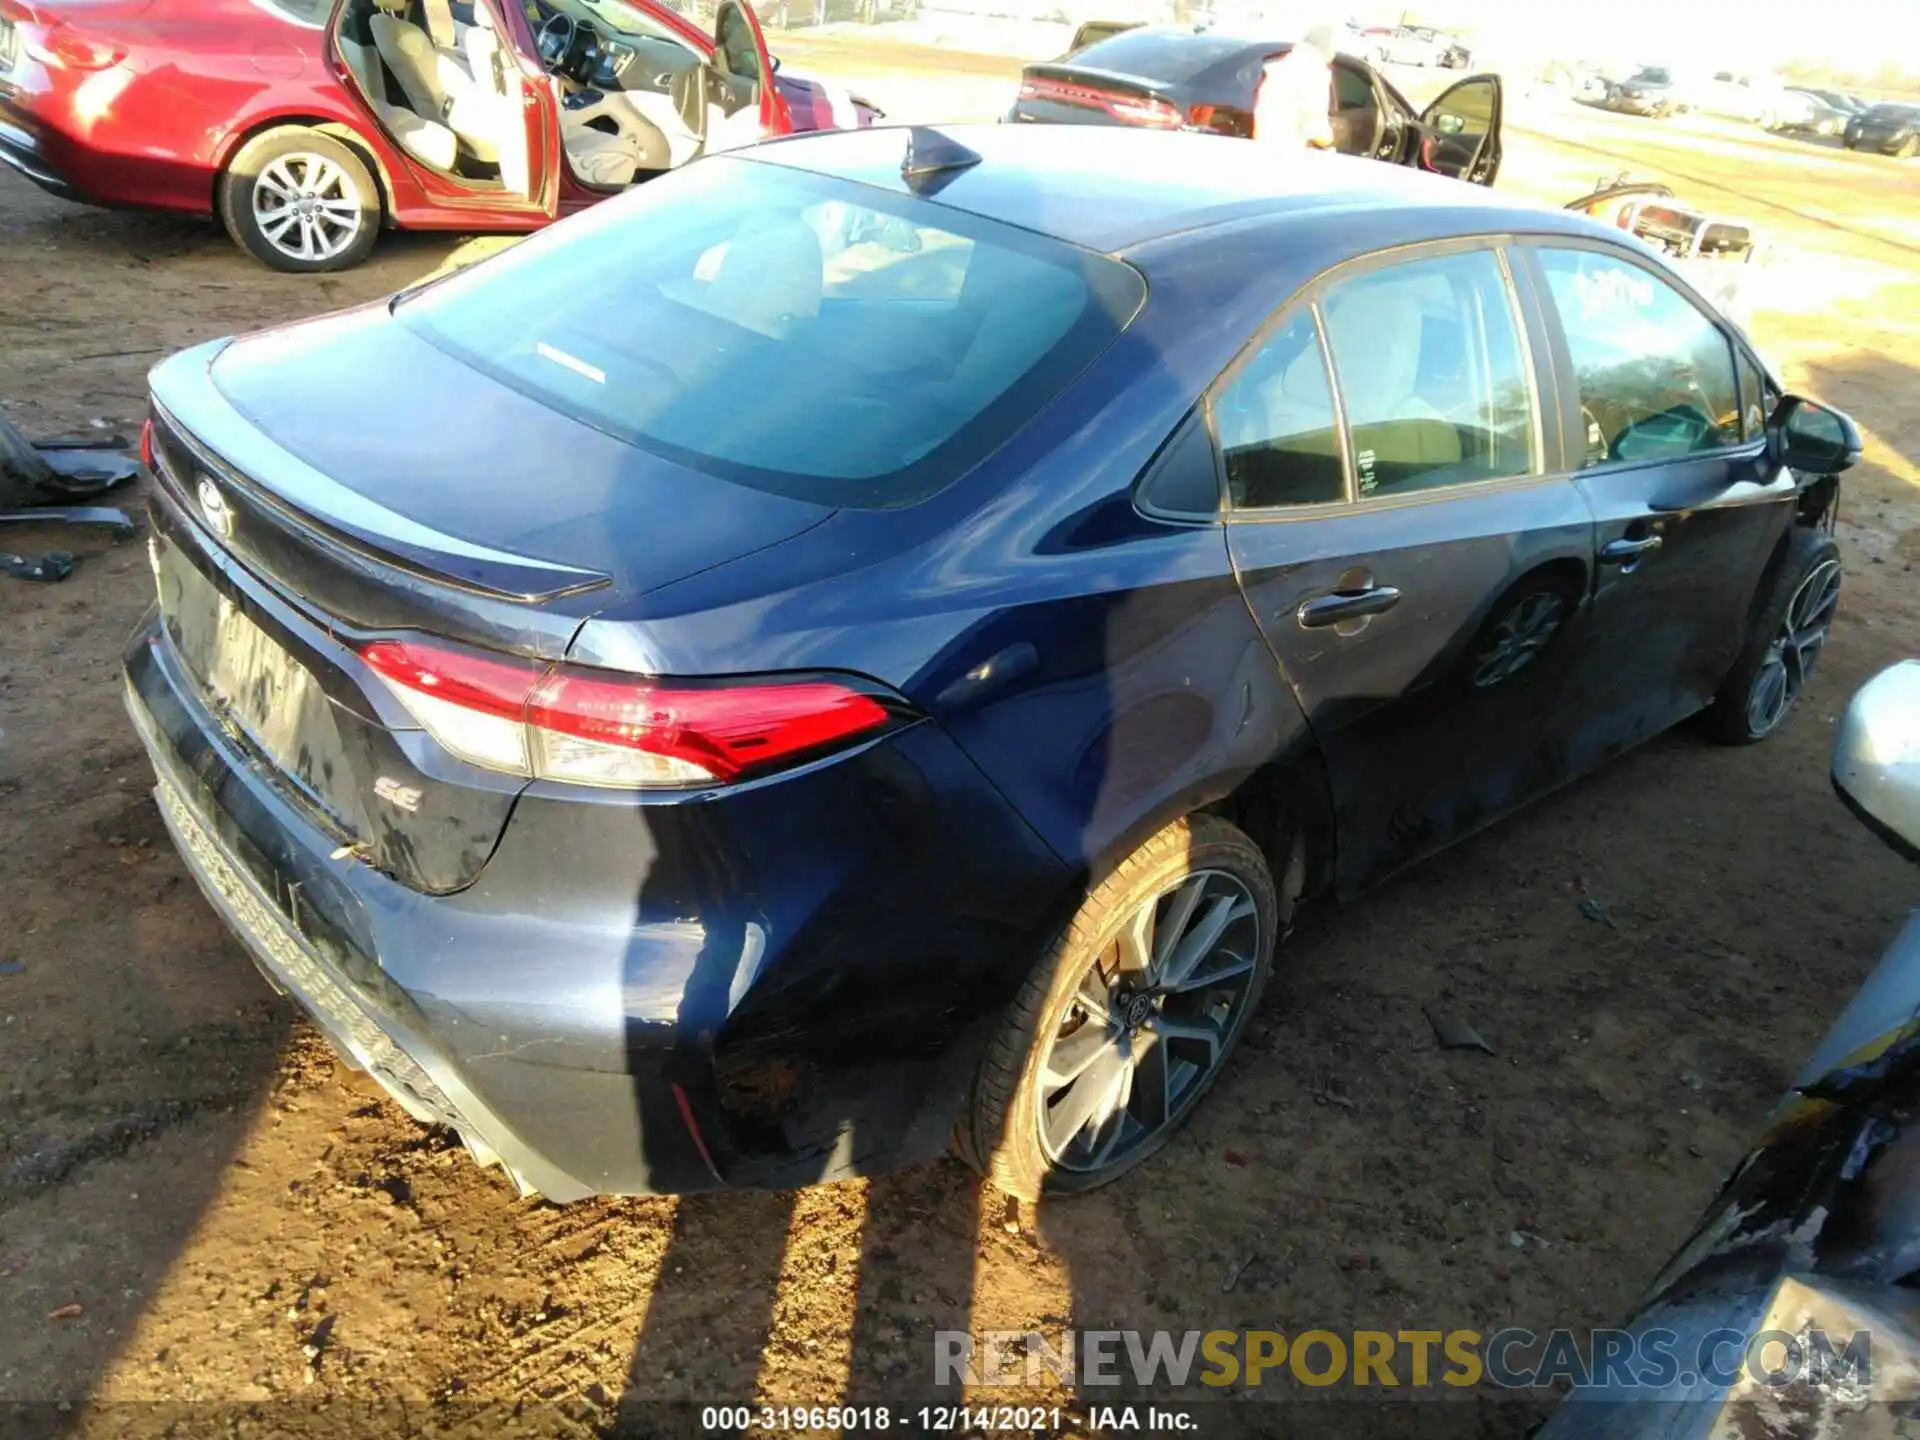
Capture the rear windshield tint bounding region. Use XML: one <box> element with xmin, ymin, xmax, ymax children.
<box><xmin>394</xmin><ymin>158</ymin><xmax>1143</xmax><ymax>509</ymax></box>
<box><xmin>1066</xmin><ymin>29</ymin><xmax>1256</xmax><ymax>84</ymax></box>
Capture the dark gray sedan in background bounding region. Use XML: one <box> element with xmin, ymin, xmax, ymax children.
<box><xmin>1008</xmin><ymin>26</ymin><xmax>1504</xmax><ymax>184</ymax></box>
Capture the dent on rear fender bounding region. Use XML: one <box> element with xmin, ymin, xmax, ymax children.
<box><xmin>916</xmin><ymin>560</ymin><xmax>1319</xmax><ymax>878</ymax></box>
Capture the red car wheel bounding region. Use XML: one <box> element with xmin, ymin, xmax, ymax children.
<box><xmin>218</xmin><ymin>127</ymin><xmax>382</xmax><ymax>274</ymax></box>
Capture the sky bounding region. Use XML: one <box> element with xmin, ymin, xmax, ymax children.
<box><xmin>1360</xmin><ymin>0</ymin><xmax>1920</xmax><ymax>73</ymax></box>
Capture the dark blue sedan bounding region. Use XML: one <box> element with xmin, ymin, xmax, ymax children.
<box><xmin>125</xmin><ymin>123</ymin><xmax>1860</xmax><ymax>1202</ymax></box>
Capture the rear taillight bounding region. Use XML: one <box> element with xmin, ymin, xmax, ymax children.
<box><xmin>21</xmin><ymin>23</ymin><xmax>125</xmax><ymax>71</ymax></box>
<box><xmin>1107</xmin><ymin>94</ymin><xmax>1182</xmax><ymax>127</ymax></box>
<box><xmin>360</xmin><ymin>638</ymin><xmax>899</xmax><ymax>789</ymax></box>
<box><xmin>1018</xmin><ymin>77</ymin><xmax>1183</xmax><ymax>129</ymax></box>
<box><xmin>139</xmin><ymin>418</ymin><xmax>155</xmax><ymax>472</ymax></box>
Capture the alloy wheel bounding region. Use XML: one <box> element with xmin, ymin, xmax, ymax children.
<box><xmin>1035</xmin><ymin>870</ymin><xmax>1261</xmax><ymax>1174</ymax></box>
<box><xmin>1746</xmin><ymin>558</ymin><xmax>1841</xmax><ymax>737</ymax></box>
<box><xmin>252</xmin><ymin>154</ymin><xmax>364</xmax><ymax>265</ymax></box>
<box><xmin>1471</xmin><ymin>591</ymin><xmax>1567</xmax><ymax>688</ymax></box>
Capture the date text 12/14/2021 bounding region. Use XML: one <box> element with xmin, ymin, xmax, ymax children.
<box><xmin>700</xmin><ymin>1406</ymin><xmax>1188</xmax><ymax>1431</ymax></box>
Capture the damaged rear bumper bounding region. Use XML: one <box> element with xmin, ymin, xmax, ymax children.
<box><xmin>123</xmin><ymin>590</ymin><xmax>1069</xmax><ymax>1197</ymax></box>
<box><xmin>148</xmin><ymin>766</ymin><xmax>594</xmax><ymax>1199</ymax></box>
<box><xmin>125</xmin><ymin>630</ymin><xmax>609</xmax><ymax>1201</ymax></box>
<box><xmin>123</xmin><ymin>611</ymin><xmax>730</xmax><ymax>1199</ymax></box>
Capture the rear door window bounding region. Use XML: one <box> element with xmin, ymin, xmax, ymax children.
<box><xmin>1735</xmin><ymin>346</ymin><xmax>1769</xmax><ymax>440</ymax></box>
<box><xmin>1212</xmin><ymin>310</ymin><xmax>1346</xmax><ymax>510</ymax></box>
<box><xmin>1318</xmin><ymin>248</ymin><xmax>1538</xmax><ymax>497</ymax></box>
<box><xmin>1534</xmin><ymin>246</ymin><xmax>1743</xmax><ymax>468</ymax></box>
<box><xmin>396</xmin><ymin>158</ymin><xmax>1144</xmax><ymax>508</ymax></box>
<box><xmin>1333</xmin><ymin>64</ymin><xmax>1374</xmax><ymax>112</ymax></box>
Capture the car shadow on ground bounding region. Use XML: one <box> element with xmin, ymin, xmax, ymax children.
<box><xmin>1808</xmin><ymin>352</ymin><xmax>1920</xmax><ymax>474</ymax></box>
<box><xmin>1771</xmin><ymin>132</ymin><xmax>1849</xmax><ymax>152</ymax></box>
<box><xmin>599</xmin><ymin>591</ymin><xmax>1919</xmax><ymax>1440</ymax></box>
<box><xmin>6</xmin><ymin>190</ymin><xmax>509</xmax><ymax>293</ymax></box>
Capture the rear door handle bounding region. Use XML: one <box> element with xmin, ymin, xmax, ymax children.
<box><xmin>1599</xmin><ymin>535</ymin><xmax>1664</xmax><ymax>563</ymax></box>
<box><xmin>1296</xmin><ymin>585</ymin><xmax>1402</xmax><ymax>629</ymax></box>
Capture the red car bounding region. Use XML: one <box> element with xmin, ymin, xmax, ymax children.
<box><xmin>0</xmin><ymin>0</ymin><xmax>879</xmax><ymax>271</ymax></box>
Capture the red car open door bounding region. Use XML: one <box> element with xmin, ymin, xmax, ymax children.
<box><xmin>707</xmin><ymin>0</ymin><xmax>790</xmax><ymax>150</ymax></box>
<box><xmin>326</xmin><ymin>0</ymin><xmax>558</xmax><ymax>220</ymax></box>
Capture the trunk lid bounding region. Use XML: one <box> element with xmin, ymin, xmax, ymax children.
<box><xmin>201</xmin><ymin>307</ymin><xmax>834</xmax><ymax>615</ymax></box>
<box><xmin>145</xmin><ymin>321</ymin><xmax>834</xmax><ymax>893</ymax></box>
<box><xmin>1015</xmin><ymin>62</ymin><xmax>1186</xmax><ymax>128</ymax></box>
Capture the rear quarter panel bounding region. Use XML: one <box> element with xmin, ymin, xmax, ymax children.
<box><xmin>90</xmin><ymin>6</ymin><xmax>357</xmax><ymax>210</ymax></box>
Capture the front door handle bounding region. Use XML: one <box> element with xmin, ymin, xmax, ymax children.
<box><xmin>1599</xmin><ymin>535</ymin><xmax>1664</xmax><ymax>564</ymax></box>
<box><xmin>1296</xmin><ymin>585</ymin><xmax>1402</xmax><ymax>629</ymax></box>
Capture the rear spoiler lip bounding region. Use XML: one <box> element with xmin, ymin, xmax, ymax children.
<box><xmin>149</xmin><ymin>340</ymin><xmax>611</xmax><ymax>606</ymax></box>
<box><xmin>1020</xmin><ymin>62</ymin><xmax>1174</xmax><ymax>101</ymax></box>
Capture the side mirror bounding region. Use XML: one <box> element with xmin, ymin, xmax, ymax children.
<box><xmin>1833</xmin><ymin>661</ymin><xmax>1920</xmax><ymax>863</ymax></box>
<box><xmin>1768</xmin><ymin>395</ymin><xmax>1861</xmax><ymax>474</ymax></box>
<box><xmin>770</xmin><ymin>54</ymin><xmax>782</xmax><ymax>73</ymax></box>
<box><xmin>1434</xmin><ymin>112</ymin><xmax>1467</xmax><ymax>135</ymax></box>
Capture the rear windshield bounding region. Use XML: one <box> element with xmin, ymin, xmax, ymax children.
<box><xmin>1632</xmin><ymin>68</ymin><xmax>1672</xmax><ymax>84</ymax></box>
<box><xmin>1066</xmin><ymin>29</ymin><xmax>1255</xmax><ymax>84</ymax></box>
<box><xmin>395</xmin><ymin>158</ymin><xmax>1142</xmax><ymax>509</ymax></box>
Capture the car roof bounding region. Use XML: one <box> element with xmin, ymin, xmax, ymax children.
<box><xmin>1066</xmin><ymin>22</ymin><xmax>1286</xmax><ymax>51</ymax></box>
<box><xmin>743</xmin><ymin>124</ymin><xmax>1590</xmax><ymax>255</ymax></box>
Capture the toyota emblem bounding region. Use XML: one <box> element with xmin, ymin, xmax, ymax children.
<box><xmin>196</xmin><ymin>477</ymin><xmax>233</xmax><ymax>540</ymax></box>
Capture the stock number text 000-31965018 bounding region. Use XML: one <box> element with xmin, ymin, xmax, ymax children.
<box><xmin>699</xmin><ymin>1406</ymin><xmax>1068</xmax><ymax>1431</ymax></box>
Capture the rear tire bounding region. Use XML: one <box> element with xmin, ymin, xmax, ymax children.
<box><xmin>218</xmin><ymin>127</ymin><xmax>381</xmax><ymax>274</ymax></box>
<box><xmin>1697</xmin><ymin>527</ymin><xmax>1841</xmax><ymax>745</ymax></box>
<box><xmin>957</xmin><ymin>815</ymin><xmax>1276</xmax><ymax>1202</ymax></box>
<box><xmin>1899</xmin><ymin>135</ymin><xmax>1920</xmax><ymax>159</ymax></box>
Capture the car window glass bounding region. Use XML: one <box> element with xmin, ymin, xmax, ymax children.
<box><xmin>1428</xmin><ymin>77</ymin><xmax>1496</xmax><ymax>144</ymax></box>
<box><xmin>1736</xmin><ymin>347</ymin><xmax>1766</xmax><ymax>440</ymax></box>
<box><xmin>396</xmin><ymin>158</ymin><xmax>1144</xmax><ymax>509</ymax></box>
<box><xmin>1214</xmin><ymin>311</ymin><xmax>1346</xmax><ymax>510</ymax></box>
<box><xmin>1536</xmin><ymin>247</ymin><xmax>1743</xmax><ymax>467</ymax></box>
<box><xmin>1332</xmin><ymin>65</ymin><xmax>1373</xmax><ymax>112</ymax></box>
<box><xmin>1137</xmin><ymin>413</ymin><xmax>1221</xmax><ymax>518</ymax></box>
<box><xmin>1071</xmin><ymin>29</ymin><xmax>1250</xmax><ymax>84</ymax></box>
<box><xmin>696</xmin><ymin>206</ymin><xmax>975</xmax><ymax>303</ymax></box>
<box><xmin>1320</xmin><ymin>249</ymin><xmax>1536</xmax><ymax>498</ymax></box>
<box><xmin>540</xmin><ymin>0</ymin><xmax>688</xmax><ymax>46</ymax></box>
<box><xmin>715</xmin><ymin>3</ymin><xmax>761</xmax><ymax>83</ymax></box>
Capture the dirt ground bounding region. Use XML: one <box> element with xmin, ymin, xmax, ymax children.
<box><xmin>2</xmin><ymin>41</ymin><xmax>1918</xmax><ymax>1439</ymax></box>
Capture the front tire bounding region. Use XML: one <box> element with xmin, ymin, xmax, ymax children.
<box><xmin>958</xmin><ymin>815</ymin><xmax>1277</xmax><ymax>1202</ymax></box>
<box><xmin>1698</xmin><ymin>527</ymin><xmax>1841</xmax><ymax>745</ymax></box>
<box><xmin>218</xmin><ymin>127</ymin><xmax>381</xmax><ymax>273</ymax></box>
